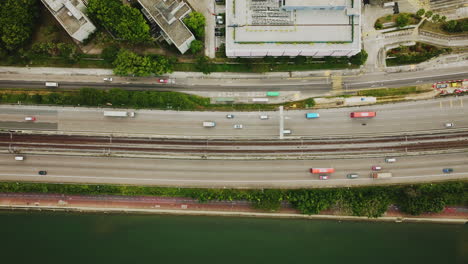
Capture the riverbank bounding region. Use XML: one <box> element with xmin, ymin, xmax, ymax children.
<box><xmin>1</xmin><ymin>193</ymin><xmax>465</xmax><ymax>224</ymax></box>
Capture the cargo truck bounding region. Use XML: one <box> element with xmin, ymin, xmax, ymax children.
<box><xmin>203</xmin><ymin>121</ymin><xmax>216</xmax><ymax>127</ymax></box>
<box><xmin>371</xmin><ymin>172</ymin><xmax>392</xmax><ymax>179</ymax></box>
<box><xmin>103</xmin><ymin>111</ymin><xmax>135</xmax><ymax>117</ymax></box>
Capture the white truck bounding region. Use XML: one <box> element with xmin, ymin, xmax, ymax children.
<box><xmin>103</xmin><ymin>111</ymin><xmax>135</xmax><ymax>117</ymax></box>
<box><xmin>203</xmin><ymin>121</ymin><xmax>216</xmax><ymax>127</ymax></box>
<box><xmin>45</xmin><ymin>82</ymin><xmax>59</xmax><ymax>87</ymax></box>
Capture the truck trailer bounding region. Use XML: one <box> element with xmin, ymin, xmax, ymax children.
<box><xmin>103</xmin><ymin>111</ymin><xmax>135</xmax><ymax>117</ymax></box>
<box><xmin>371</xmin><ymin>172</ymin><xmax>392</xmax><ymax>179</ymax></box>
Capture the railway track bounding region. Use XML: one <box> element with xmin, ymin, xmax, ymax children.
<box><xmin>1</xmin><ymin>131</ymin><xmax>468</xmax><ymax>157</ymax></box>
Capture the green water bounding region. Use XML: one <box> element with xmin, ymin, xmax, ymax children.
<box><xmin>0</xmin><ymin>211</ymin><xmax>466</xmax><ymax>264</ymax></box>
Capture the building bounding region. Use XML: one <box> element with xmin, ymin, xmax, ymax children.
<box><xmin>225</xmin><ymin>0</ymin><xmax>361</xmax><ymax>57</ymax></box>
<box><xmin>138</xmin><ymin>0</ymin><xmax>195</xmax><ymax>54</ymax></box>
<box><xmin>41</xmin><ymin>0</ymin><xmax>96</xmax><ymax>43</ymax></box>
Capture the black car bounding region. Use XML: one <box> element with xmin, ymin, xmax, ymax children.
<box><xmin>38</xmin><ymin>171</ymin><xmax>47</xmax><ymax>175</ymax></box>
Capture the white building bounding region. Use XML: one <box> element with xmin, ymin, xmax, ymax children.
<box><xmin>41</xmin><ymin>0</ymin><xmax>96</xmax><ymax>43</ymax></box>
<box><xmin>138</xmin><ymin>0</ymin><xmax>195</xmax><ymax>54</ymax></box>
<box><xmin>225</xmin><ymin>0</ymin><xmax>361</xmax><ymax>57</ymax></box>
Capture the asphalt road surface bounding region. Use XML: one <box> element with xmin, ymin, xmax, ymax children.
<box><xmin>1</xmin><ymin>153</ymin><xmax>466</xmax><ymax>188</ymax></box>
<box><xmin>0</xmin><ymin>97</ymin><xmax>467</xmax><ymax>138</ymax></box>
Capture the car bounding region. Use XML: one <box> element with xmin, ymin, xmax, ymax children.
<box><xmin>215</xmin><ymin>31</ymin><xmax>224</xmax><ymax>36</ymax></box>
<box><xmin>283</xmin><ymin>129</ymin><xmax>292</xmax><ymax>135</ymax></box>
<box><xmin>233</xmin><ymin>124</ymin><xmax>243</xmax><ymax>129</ymax></box>
<box><xmin>103</xmin><ymin>77</ymin><xmax>113</xmax><ymax>82</ymax></box>
<box><xmin>226</xmin><ymin>114</ymin><xmax>234</xmax><ymax>119</ymax></box>
<box><xmin>445</xmin><ymin>123</ymin><xmax>454</xmax><ymax>128</ymax></box>
<box><xmin>216</xmin><ymin>15</ymin><xmax>224</xmax><ymax>25</ymax></box>
<box><xmin>157</xmin><ymin>79</ymin><xmax>169</xmax><ymax>83</ymax></box>
<box><xmin>442</xmin><ymin>168</ymin><xmax>454</xmax><ymax>173</ymax></box>
<box><xmin>305</xmin><ymin>113</ymin><xmax>320</xmax><ymax>119</ymax></box>
<box><xmin>371</xmin><ymin>166</ymin><xmax>382</xmax><ymax>171</ymax></box>
<box><xmin>38</xmin><ymin>171</ymin><xmax>47</xmax><ymax>175</ymax></box>
<box><xmin>385</xmin><ymin>158</ymin><xmax>396</xmax><ymax>163</ymax></box>
<box><xmin>25</xmin><ymin>116</ymin><xmax>36</xmax><ymax>121</ymax></box>
<box><xmin>260</xmin><ymin>115</ymin><xmax>269</xmax><ymax>120</ymax></box>
<box><xmin>319</xmin><ymin>175</ymin><xmax>329</xmax><ymax>180</ymax></box>
<box><xmin>347</xmin><ymin>173</ymin><xmax>359</xmax><ymax>179</ymax></box>
<box><xmin>436</xmin><ymin>84</ymin><xmax>448</xmax><ymax>89</ymax></box>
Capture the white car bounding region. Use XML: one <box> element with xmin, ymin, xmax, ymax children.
<box><xmin>103</xmin><ymin>77</ymin><xmax>113</xmax><ymax>82</ymax></box>
<box><xmin>260</xmin><ymin>115</ymin><xmax>269</xmax><ymax>120</ymax></box>
<box><xmin>233</xmin><ymin>124</ymin><xmax>243</xmax><ymax>129</ymax></box>
<box><xmin>445</xmin><ymin>123</ymin><xmax>454</xmax><ymax>128</ymax></box>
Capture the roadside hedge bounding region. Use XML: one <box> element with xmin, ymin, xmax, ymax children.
<box><xmin>0</xmin><ymin>181</ymin><xmax>466</xmax><ymax>217</ymax></box>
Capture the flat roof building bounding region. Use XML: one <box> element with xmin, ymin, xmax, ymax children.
<box><xmin>138</xmin><ymin>0</ymin><xmax>195</xmax><ymax>54</ymax></box>
<box><xmin>226</xmin><ymin>0</ymin><xmax>361</xmax><ymax>57</ymax></box>
<box><xmin>41</xmin><ymin>0</ymin><xmax>96</xmax><ymax>42</ymax></box>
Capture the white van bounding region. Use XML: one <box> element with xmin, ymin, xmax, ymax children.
<box><xmin>385</xmin><ymin>158</ymin><xmax>396</xmax><ymax>163</ymax></box>
<box><xmin>15</xmin><ymin>156</ymin><xmax>24</xmax><ymax>161</ymax></box>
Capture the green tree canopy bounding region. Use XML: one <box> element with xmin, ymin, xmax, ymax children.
<box><xmin>87</xmin><ymin>0</ymin><xmax>150</xmax><ymax>43</ymax></box>
<box><xmin>0</xmin><ymin>0</ymin><xmax>38</xmax><ymax>51</ymax></box>
<box><xmin>112</xmin><ymin>49</ymin><xmax>173</xmax><ymax>76</ymax></box>
<box><xmin>396</xmin><ymin>13</ymin><xmax>410</xmax><ymax>28</ymax></box>
<box><xmin>184</xmin><ymin>12</ymin><xmax>206</xmax><ymax>38</ymax></box>
<box><xmin>189</xmin><ymin>40</ymin><xmax>204</xmax><ymax>54</ymax></box>
<box><xmin>416</xmin><ymin>9</ymin><xmax>425</xmax><ymax>18</ymax></box>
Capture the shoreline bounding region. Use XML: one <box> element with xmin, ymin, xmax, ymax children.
<box><xmin>1</xmin><ymin>204</ymin><xmax>466</xmax><ymax>225</ymax></box>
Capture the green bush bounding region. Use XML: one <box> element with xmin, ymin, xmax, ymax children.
<box><xmin>396</xmin><ymin>13</ymin><xmax>410</xmax><ymax>28</ymax></box>
<box><xmin>189</xmin><ymin>40</ymin><xmax>204</xmax><ymax>54</ymax></box>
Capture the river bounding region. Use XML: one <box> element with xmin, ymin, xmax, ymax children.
<box><xmin>0</xmin><ymin>211</ymin><xmax>465</xmax><ymax>264</ymax></box>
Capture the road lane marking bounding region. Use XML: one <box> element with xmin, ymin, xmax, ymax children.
<box><xmin>0</xmin><ymin>173</ymin><xmax>466</xmax><ymax>183</ymax></box>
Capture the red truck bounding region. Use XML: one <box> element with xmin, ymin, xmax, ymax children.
<box><xmin>350</xmin><ymin>112</ymin><xmax>376</xmax><ymax>118</ymax></box>
<box><xmin>310</xmin><ymin>168</ymin><xmax>335</xmax><ymax>174</ymax></box>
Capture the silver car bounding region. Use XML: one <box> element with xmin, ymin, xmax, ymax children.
<box><xmin>233</xmin><ymin>124</ymin><xmax>243</xmax><ymax>129</ymax></box>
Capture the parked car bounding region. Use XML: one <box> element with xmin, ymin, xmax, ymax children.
<box><xmin>233</xmin><ymin>124</ymin><xmax>243</xmax><ymax>129</ymax></box>
<box><xmin>445</xmin><ymin>123</ymin><xmax>454</xmax><ymax>128</ymax></box>
<box><xmin>226</xmin><ymin>114</ymin><xmax>234</xmax><ymax>119</ymax></box>
<box><xmin>319</xmin><ymin>175</ymin><xmax>329</xmax><ymax>180</ymax></box>
<box><xmin>25</xmin><ymin>116</ymin><xmax>36</xmax><ymax>121</ymax></box>
<box><xmin>371</xmin><ymin>166</ymin><xmax>382</xmax><ymax>171</ymax></box>
<box><xmin>38</xmin><ymin>171</ymin><xmax>47</xmax><ymax>175</ymax></box>
<box><xmin>216</xmin><ymin>15</ymin><xmax>224</xmax><ymax>25</ymax></box>
<box><xmin>442</xmin><ymin>168</ymin><xmax>454</xmax><ymax>173</ymax></box>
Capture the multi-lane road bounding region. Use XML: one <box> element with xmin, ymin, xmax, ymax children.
<box><xmin>0</xmin><ymin>153</ymin><xmax>466</xmax><ymax>188</ymax></box>
<box><xmin>0</xmin><ymin>97</ymin><xmax>466</xmax><ymax>138</ymax></box>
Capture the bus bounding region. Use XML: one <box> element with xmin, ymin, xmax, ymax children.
<box><xmin>310</xmin><ymin>168</ymin><xmax>335</xmax><ymax>174</ymax></box>
<box><xmin>350</xmin><ymin>112</ymin><xmax>376</xmax><ymax>118</ymax></box>
<box><xmin>266</xmin><ymin>91</ymin><xmax>280</xmax><ymax>97</ymax></box>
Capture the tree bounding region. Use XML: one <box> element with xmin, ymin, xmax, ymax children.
<box><xmin>184</xmin><ymin>12</ymin><xmax>206</xmax><ymax>39</ymax></box>
<box><xmin>425</xmin><ymin>11</ymin><xmax>433</xmax><ymax>19</ymax></box>
<box><xmin>350</xmin><ymin>50</ymin><xmax>368</xmax><ymax>65</ymax></box>
<box><xmin>189</xmin><ymin>40</ymin><xmax>203</xmax><ymax>54</ymax></box>
<box><xmin>396</xmin><ymin>13</ymin><xmax>410</xmax><ymax>28</ymax></box>
<box><xmin>87</xmin><ymin>0</ymin><xmax>150</xmax><ymax>43</ymax></box>
<box><xmin>443</xmin><ymin>20</ymin><xmax>458</xmax><ymax>32</ymax></box>
<box><xmin>101</xmin><ymin>44</ymin><xmax>121</xmax><ymax>63</ymax></box>
<box><xmin>0</xmin><ymin>0</ymin><xmax>38</xmax><ymax>51</ymax></box>
<box><xmin>440</xmin><ymin>16</ymin><xmax>447</xmax><ymax>23</ymax></box>
<box><xmin>432</xmin><ymin>14</ymin><xmax>440</xmax><ymax>23</ymax></box>
<box><xmin>112</xmin><ymin>49</ymin><xmax>173</xmax><ymax>76</ymax></box>
<box><xmin>195</xmin><ymin>56</ymin><xmax>212</xmax><ymax>74</ymax></box>
<box><xmin>416</xmin><ymin>8</ymin><xmax>425</xmax><ymax>18</ymax></box>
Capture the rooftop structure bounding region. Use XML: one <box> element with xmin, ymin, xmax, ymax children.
<box><xmin>138</xmin><ymin>0</ymin><xmax>195</xmax><ymax>54</ymax></box>
<box><xmin>225</xmin><ymin>0</ymin><xmax>361</xmax><ymax>57</ymax></box>
<box><xmin>41</xmin><ymin>0</ymin><xmax>96</xmax><ymax>42</ymax></box>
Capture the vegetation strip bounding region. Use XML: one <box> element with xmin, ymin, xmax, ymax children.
<box><xmin>0</xmin><ymin>88</ymin><xmax>315</xmax><ymax>111</ymax></box>
<box><xmin>0</xmin><ymin>181</ymin><xmax>466</xmax><ymax>218</ymax></box>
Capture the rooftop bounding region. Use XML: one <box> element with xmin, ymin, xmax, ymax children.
<box><xmin>226</xmin><ymin>0</ymin><xmax>361</xmax><ymax>57</ymax></box>
<box><xmin>138</xmin><ymin>0</ymin><xmax>195</xmax><ymax>54</ymax></box>
<box><xmin>41</xmin><ymin>0</ymin><xmax>96</xmax><ymax>42</ymax></box>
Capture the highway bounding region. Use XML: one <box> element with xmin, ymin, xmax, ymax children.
<box><xmin>0</xmin><ymin>97</ymin><xmax>467</xmax><ymax>138</ymax></box>
<box><xmin>0</xmin><ymin>153</ymin><xmax>466</xmax><ymax>188</ymax></box>
<box><xmin>0</xmin><ymin>67</ymin><xmax>467</xmax><ymax>95</ymax></box>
